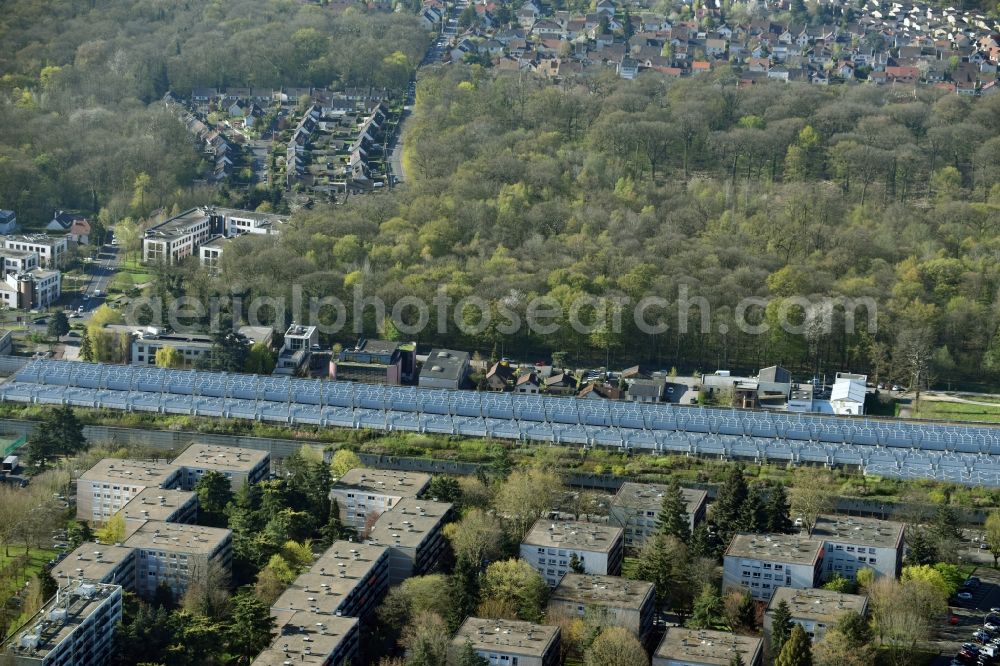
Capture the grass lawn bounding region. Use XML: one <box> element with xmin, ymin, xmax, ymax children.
<box><xmin>913</xmin><ymin>400</ymin><xmax>1000</xmax><ymax>424</ymax></box>
<box><xmin>0</xmin><ymin>547</ymin><xmax>57</xmax><ymax>609</ymax></box>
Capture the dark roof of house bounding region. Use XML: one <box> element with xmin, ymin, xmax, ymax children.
<box><xmin>758</xmin><ymin>365</ymin><xmax>791</xmax><ymax>384</ymax></box>
<box><xmin>627</xmin><ymin>379</ymin><xmax>664</xmax><ymax>397</ymax></box>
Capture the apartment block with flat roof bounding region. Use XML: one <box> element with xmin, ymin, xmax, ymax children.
<box><xmin>1</xmin><ymin>582</ymin><xmax>122</xmax><ymax>666</ymax></box>
<box><xmin>723</xmin><ymin>533</ymin><xmax>824</xmax><ymax>601</ymax></box>
<box><xmin>450</xmin><ymin>618</ymin><xmax>561</xmax><ymax>666</ymax></box>
<box><xmin>171</xmin><ymin>443</ymin><xmax>270</xmax><ymax>490</ymax></box>
<box><xmin>764</xmin><ymin>587</ymin><xmax>869</xmax><ymax>643</ymax></box>
<box><xmin>272</xmin><ymin>541</ymin><xmax>390</xmax><ymax>620</ymax></box>
<box><xmin>254</xmin><ymin>611</ymin><xmax>359</xmax><ymax>666</ymax></box>
<box><xmin>365</xmin><ymin>498</ymin><xmax>453</xmax><ymax>586</ymax></box>
<box><xmin>120</xmin><ymin>488</ymin><xmax>198</xmax><ymax>535</ymax></box>
<box><xmin>520</xmin><ymin>520</ymin><xmax>625</xmax><ymax>586</ymax></box>
<box><xmin>547</xmin><ymin>574</ymin><xmax>655</xmax><ymax>643</ymax></box>
<box><xmin>51</xmin><ymin>543</ymin><xmax>135</xmax><ymax>591</ymax></box>
<box><xmin>330</xmin><ymin>468</ymin><xmax>431</xmax><ymax>531</ymax></box>
<box><xmin>76</xmin><ymin>459</ymin><xmax>182</xmax><ymax>523</ymax></box>
<box><xmin>809</xmin><ymin>514</ymin><xmax>904</xmax><ymax>582</ymax></box>
<box><xmin>124</xmin><ymin>521</ymin><xmax>232</xmax><ymax>599</ymax></box>
<box><xmin>653</xmin><ymin>628</ymin><xmax>763</xmax><ymax>666</ymax></box>
<box><xmin>608</xmin><ymin>482</ymin><xmax>708</xmax><ymax>548</ymax></box>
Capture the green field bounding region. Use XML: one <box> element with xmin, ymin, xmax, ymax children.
<box><xmin>0</xmin><ymin>547</ymin><xmax>57</xmax><ymax>636</ymax></box>
<box><xmin>912</xmin><ymin>400</ymin><xmax>1000</xmax><ymax>424</ymax></box>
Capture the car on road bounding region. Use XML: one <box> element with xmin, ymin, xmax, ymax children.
<box><xmin>891</xmin><ymin>384</ymin><xmax>902</xmax><ymax>391</ymax></box>
<box><xmin>959</xmin><ymin>591</ymin><xmax>975</xmax><ymax>601</ymax></box>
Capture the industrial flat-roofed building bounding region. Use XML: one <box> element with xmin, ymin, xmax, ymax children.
<box><xmin>450</xmin><ymin>617</ymin><xmax>561</xmax><ymax>666</ymax></box>
<box><xmin>272</xmin><ymin>541</ymin><xmax>390</xmax><ymax>620</ymax></box>
<box><xmin>365</xmin><ymin>497</ymin><xmax>453</xmax><ymax>586</ymax></box>
<box><xmin>418</xmin><ymin>349</ymin><xmax>470</xmax><ymax>390</ymax></box>
<box><xmin>119</xmin><ymin>488</ymin><xmax>198</xmax><ymax>534</ymax></box>
<box><xmin>809</xmin><ymin>514</ymin><xmax>904</xmax><ymax>582</ymax></box>
<box><xmin>330</xmin><ymin>468</ymin><xmax>431</xmax><ymax>531</ymax></box>
<box><xmin>764</xmin><ymin>587</ymin><xmax>869</xmax><ymax>643</ymax></box>
<box><xmin>76</xmin><ymin>459</ymin><xmax>181</xmax><ymax>523</ymax></box>
<box><xmin>653</xmin><ymin>627</ymin><xmax>763</xmax><ymax>666</ymax></box>
<box><xmin>723</xmin><ymin>533</ymin><xmax>824</xmax><ymax>601</ymax></box>
<box><xmin>123</xmin><ymin>521</ymin><xmax>232</xmax><ymax>599</ymax></box>
<box><xmin>254</xmin><ymin>611</ymin><xmax>359</xmax><ymax>666</ymax></box>
<box><xmin>1</xmin><ymin>581</ymin><xmax>122</xmax><ymax>666</ymax></box>
<box><xmin>547</xmin><ymin>574</ymin><xmax>655</xmax><ymax>642</ymax></box>
<box><xmin>142</xmin><ymin>208</ymin><xmax>213</xmax><ymax>264</ymax></box>
<box><xmin>330</xmin><ymin>339</ymin><xmax>416</xmax><ymax>385</ymax></box>
<box><xmin>171</xmin><ymin>443</ymin><xmax>270</xmax><ymax>490</ymax></box>
<box><xmin>521</xmin><ymin>520</ymin><xmax>625</xmax><ymax>586</ymax></box>
<box><xmin>608</xmin><ymin>482</ymin><xmax>708</xmax><ymax>547</ymax></box>
<box><xmin>52</xmin><ymin>543</ymin><xmax>135</xmax><ymax>591</ymax></box>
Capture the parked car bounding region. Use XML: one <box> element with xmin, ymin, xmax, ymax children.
<box><xmin>959</xmin><ymin>591</ymin><xmax>975</xmax><ymax>601</ymax></box>
<box><xmin>966</xmin><ymin>577</ymin><xmax>982</xmax><ymax>588</ymax></box>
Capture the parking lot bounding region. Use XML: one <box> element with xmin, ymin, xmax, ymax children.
<box><xmin>934</xmin><ymin>567</ymin><xmax>1000</xmax><ymax>665</ymax></box>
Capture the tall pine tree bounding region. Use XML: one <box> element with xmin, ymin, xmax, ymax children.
<box><xmin>714</xmin><ymin>465</ymin><xmax>748</xmax><ymax>545</ymax></box>
<box><xmin>656</xmin><ymin>480</ymin><xmax>691</xmax><ymax>542</ymax></box>
<box><xmin>766</xmin><ymin>484</ymin><xmax>793</xmax><ymax>533</ymax></box>
<box><xmin>770</xmin><ymin>599</ymin><xmax>793</xmax><ymax>657</ymax></box>
<box><xmin>739</xmin><ymin>483</ymin><xmax>767</xmax><ymax>533</ymax></box>
<box><xmin>448</xmin><ymin>556</ymin><xmax>481</xmax><ymax>632</ymax></box>
<box><xmin>775</xmin><ymin>623</ymin><xmax>812</xmax><ymax>666</ymax></box>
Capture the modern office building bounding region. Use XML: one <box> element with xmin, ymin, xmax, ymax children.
<box><xmin>1</xmin><ymin>582</ymin><xmax>123</xmax><ymax>666</ymax></box>
<box><xmin>0</xmin><ymin>234</ymin><xmax>68</xmax><ymax>268</ymax></box>
<box><xmin>76</xmin><ymin>459</ymin><xmax>182</xmax><ymax>523</ymax></box>
<box><xmin>365</xmin><ymin>498</ymin><xmax>453</xmax><ymax>586</ymax></box>
<box><xmin>809</xmin><ymin>514</ymin><xmax>904</xmax><ymax>582</ymax></box>
<box><xmin>329</xmin><ymin>468</ymin><xmax>430</xmax><ymax>531</ymax></box>
<box><xmin>652</xmin><ymin>628</ymin><xmax>763</xmax><ymax>666</ymax></box>
<box><xmin>330</xmin><ymin>339</ymin><xmax>416</xmax><ymax>384</ymax></box>
<box><xmin>723</xmin><ymin>533</ymin><xmax>825</xmax><ymax>601</ymax></box>
<box><xmin>450</xmin><ymin>617</ymin><xmax>561</xmax><ymax>666</ymax></box>
<box><xmin>547</xmin><ymin>574</ymin><xmax>655</xmax><ymax>642</ymax></box>
<box><xmin>142</xmin><ymin>208</ymin><xmax>214</xmax><ymax>264</ymax></box>
<box><xmin>51</xmin><ymin>543</ymin><xmax>135</xmax><ymax>591</ymax></box>
<box><xmin>608</xmin><ymin>482</ymin><xmax>709</xmax><ymax>547</ymax></box>
<box><xmin>273</xmin><ymin>324</ymin><xmax>319</xmax><ymax>376</ymax></box>
<box><xmin>0</xmin><ymin>267</ymin><xmax>62</xmax><ymax>310</ymax></box>
<box><xmin>764</xmin><ymin>587</ymin><xmax>869</xmax><ymax>643</ymax></box>
<box><xmin>271</xmin><ymin>541</ymin><xmax>390</xmax><ymax>620</ymax></box>
<box><xmin>171</xmin><ymin>443</ymin><xmax>270</xmax><ymax>491</ymax></box>
<box><xmin>123</xmin><ymin>521</ymin><xmax>233</xmax><ymax>599</ymax></box>
<box><xmin>254</xmin><ymin>612</ymin><xmax>359</xmax><ymax>666</ymax></box>
<box><xmin>418</xmin><ymin>349</ymin><xmax>470</xmax><ymax>390</ymax></box>
<box><xmin>520</xmin><ymin>520</ymin><xmax>625</xmax><ymax>586</ymax></box>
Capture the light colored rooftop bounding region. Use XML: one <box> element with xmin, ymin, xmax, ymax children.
<box><xmin>549</xmin><ymin>573</ymin><xmax>654</xmax><ymax>610</ymax></box>
<box><xmin>80</xmin><ymin>458</ymin><xmax>180</xmax><ymax>487</ymax></box>
<box><xmin>172</xmin><ymin>444</ymin><xmax>269</xmax><ymax>473</ymax></box>
<box><xmin>366</xmin><ymin>498</ymin><xmax>452</xmax><ymax>549</ymax></box>
<box><xmin>810</xmin><ymin>514</ymin><xmax>904</xmax><ymax>549</ymax></box>
<box><xmin>725</xmin><ymin>533</ymin><xmax>823</xmax><ymax>566</ymax></box>
<box><xmin>124</xmin><ymin>520</ymin><xmax>231</xmax><ymax>555</ymax></box>
<box><xmin>272</xmin><ymin>542</ymin><xmax>388</xmax><ymax>615</ymax></box>
<box><xmin>523</xmin><ymin>519</ymin><xmax>624</xmax><ymax>554</ymax></box>
<box><xmin>333</xmin><ymin>468</ymin><xmax>430</xmax><ymax>497</ymax></box>
<box><xmin>612</xmin><ymin>481</ymin><xmax>709</xmax><ymax>514</ymax></box>
<box><xmin>51</xmin><ymin>543</ymin><xmax>133</xmax><ymax>585</ymax></box>
<box><xmin>253</xmin><ymin>611</ymin><xmax>358</xmax><ymax>666</ymax></box>
<box><xmin>1</xmin><ymin>581</ymin><xmax>121</xmax><ymax>663</ymax></box>
<box><xmin>453</xmin><ymin>617</ymin><xmax>559</xmax><ymax>658</ymax></box>
<box><xmin>654</xmin><ymin>628</ymin><xmax>763</xmax><ymax>666</ymax></box>
<box><xmin>766</xmin><ymin>587</ymin><xmax>869</xmax><ymax>624</ymax></box>
<box><xmin>144</xmin><ymin>208</ymin><xmax>210</xmax><ymax>240</ymax></box>
<box><xmin>120</xmin><ymin>488</ymin><xmax>197</xmax><ymax>524</ymax></box>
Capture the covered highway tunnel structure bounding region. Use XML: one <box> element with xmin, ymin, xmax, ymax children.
<box><xmin>5</xmin><ymin>359</ymin><xmax>1000</xmax><ymax>486</ymax></box>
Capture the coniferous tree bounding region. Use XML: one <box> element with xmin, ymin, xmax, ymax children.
<box><xmin>770</xmin><ymin>599</ymin><xmax>794</xmax><ymax>656</ymax></box>
<box><xmin>455</xmin><ymin>639</ymin><xmax>489</xmax><ymax>666</ymax></box>
<box><xmin>569</xmin><ymin>552</ymin><xmax>586</xmax><ymax>574</ymax></box>
<box><xmin>448</xmin><ymin>556</ymin><xmax>480</xmax><ymax>632</ymax></box>
<box><xmin>687</xmin><ymin>584</ymin><xmax>724</xmax><ymax>630</ymax></box>
<box><xmin>689</xmin><ymin>522</ymin><xmax>720</xmax><ymax>560</ymax></box>
<box><xmin>736</xmin><ymin>590</ymin><xmax>757</xmax><ymax>631</ymax></box>
<box><xmin>714</xmin><ymin>465</ymin><xmax>748</xmax><ymax>545</ymax></box>
<box><xmin>775</xmin><ymin>623</ymin><xmax>812</xmax><ymax>666</ymax></box>
<box><xmin>656</xmin><ymin>479</ymin><xmax>691</xmax><ymax>542</ymax></box>
<box><xmin>729</xmin><ymin>653</ymin><xmax>746</xmax><ymax>666</ymax></box>
<box><xmin>766</xmin><ymin>484</ymin><xmax>793</xmax><ymax>533</ymax></box>
<box><xmin>739</xmin><ymin>483</ymin><xmax>767</xmax><ymax>533</ymax></box>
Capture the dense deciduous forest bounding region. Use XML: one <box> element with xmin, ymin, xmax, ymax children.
<box><xmin>0</xmin><ymin>0</ymin><xmax>427</xmax><ymax>224</ymax></box>
<box><xmin>211</xmin><ymin>65</ymin><xmax>1000</xmax><ymax>387</ymax></box>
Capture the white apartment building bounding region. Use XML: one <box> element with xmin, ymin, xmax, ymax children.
<box><xmin>723</xmin><ymin>533</ymin><xmax>824</xmax><ymax>601</ymax></box>
<box><xmin>52</xmin><ymin>543</ymin><xmax>136</xmax><ymax>591</ymax></box>
<box><xmin>171</xmin><ymin>443</ymin><xmax>270</xmax><ymax>491</ymax></box>
<box><xmin>76</xmin><ymin>459</ymin><xmax>182</xmax><ymax>523</ymax></box>
<box><xmin>1</xmin><ymin>582</ymin><xmax>122</xmax><ymax>666</ymax></box>
<box><xmin>252</xmin><ymin>612</ymin><xmax>359</xmax><ymax>666</ymax></box>
<box><xmin>329</xmin><ymin>468</ymin><xmax>431</xmax><ymax>531</ymax></box>
<box><xmin>123</xmin><ymin>521</ymin><xmax>233</xmax><ymax>599</ymax></box>
<box><xmin>142</xmin><ymin>208</ymin><xmax>213</xmax><ymax>264</ymax></box>
<box><xmin>608</xmin><ymin>482</ymin><xmax>708</xmax><ymax>548</ymax></box>
<box><xmin>653</xmin><ymin>628</ymin><xmax>763</xmax><ymax>666</ymax></box>
<box><xmin>365</xmin><ymin>498</ymin><xmax>453</xmax><ymax>586</ymax></box>
<box><xmin>0</xmin><ymin>234</ymin><xmax>68</xmax><ymax>268</ymax></box>
<box><xmin>450</xmin><ymin>617</ymin><xmax>561</xmax><ymax>666</ymax></box>
<box><xmin>547</xmin><ymin>574</ymin><xmax>655</xmax><ymax>642</ymax></box>
<box><xmin>764</xmin><ymin>587</ymin><xmax>869</xmax><ymax>643</ymax></box>
<box><xmin>520</xmin><ymin>520</ymin><xmax>625</xmax><ymax>587</ymax></box>
<box><xmin>809</xmin><ymin>514</ymin><xmax>904</xmax><ymax>582</ymax></box>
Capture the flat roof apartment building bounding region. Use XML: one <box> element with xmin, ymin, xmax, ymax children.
<box><xmin>608</xmin><ymin>482</ymin><xmax>709</xmax><ymax>548</ymax></box>
<box><xmin>254</xmin><ymin>611</ymin><xmax>359</xmax><ymax>666</ymax></box>
<box><xmin>119</xmin><ymin>488</ymin><xmax>198</xmax><ymax>535</ymax></box>
<box><xmin>329</xmin><ymin>468</ymin><xmax>431</xmax><ymax>531</ymax></box>
<box><xmin>365</xmin><ymin>497</ymin><xmax>453</xmax><ymax>586</ymax></box>
<box><xmin>809</xmin><ymin>514</ymin><xmax>904</xmax><ymax>582</ymax></box>
<box><xmin>1</xmin><ymin>582</ymin><xmax>122</xmax><ymax>666</ymax></box>
<box><xmin>547</xmin><ymin>574</ymin><xmax>655</xmax><ymax>643</ymax></box>
<box><xmin>52</xmin><ymin>543</ymin><xmax>135</xmax><ymax>591</ymax></box>
<box><xmin>723</xmin><ymin>533</ymin><xmax>825</xmax><ymax>601</ymax></box>
<box><xmin>123</xmin><ymin>521</ymin><xmax>232</xmax><ymax>599</ymax></box>
<box><xmin>451</xmin><ymin>617</ymin><xmax>561</xmax><ymax>666</ymax></box>
<box><xmin>653</xmin><ymin>628</ymin><xmax>763</xmax><ymax>666</ymax></box>
<box><xmin>271</xmin><ymin>541</ymin><xmax>390</xmax><ymax>621</ymax></box>
<box><xmin>764</xmin><ymin>587</ymin><xmax>869</xmax><ymax>643</ymax></box>
<box><xmin>520</xmin><ymin>520</ymin><xmax>625</xmax><ymax>586</ymax></box>
<box><xmin>76</xmin><ymin>459</ymin><xmax>182</xmax><ymax>523</ymax></box>
<box><xmin>0</xmin><ymin>234</ymin><xmax>68</xmax><ymax>268</ymax></box>
<box><xmin>171</xmin><ymin>443</ymin><xmax>270</xmax><ymax>491</ymax></box>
